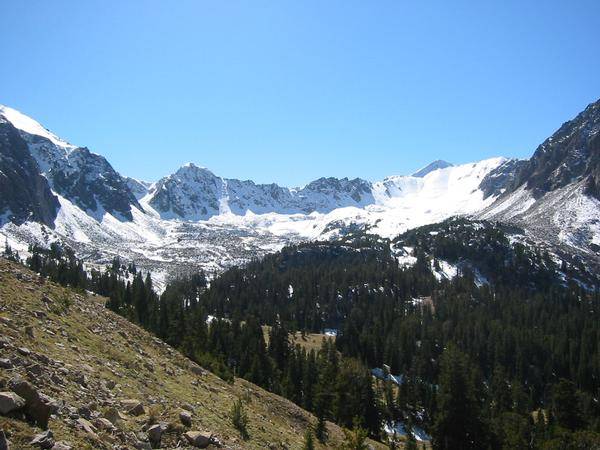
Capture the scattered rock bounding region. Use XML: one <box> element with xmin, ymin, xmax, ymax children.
<box><xmin>93</xmin><ymin>417</ymin><xmax>115</xmax><ymax>431</ymax></box>
<box><xmin>17</xmin><ymin>347</ymin><xmax>31</xmax><ymax>356</ymax></box>
<box><xmin>26</xmin><ymin>363</ymin><xmax>43</xmax><ymax>377</ymax></box>
<box><xmin>122</xmin><ymin>399</ymin><xmax>144</xmax><ymax>416</ymax></box>
<box><xmin>30</xmin><ymin>430</ymin><xmax>54</xmax><ymax>449</ymax></box>
<box><xmin>77</xmin><ymin>405</ymin><xmax>92</xmax><ymax>419</ymax></box>
<box><xmin>0</xmin><ymin>359</ymin><xmax>11</xmax><ymax>370</ymax></box>
<box><xmin>103</xmin><ymin>407</ymin><xmax>126</xmax><ymax>426</ymax></box>
<box><xmin>76</xmin><ymin>418</ymin><xmax>98</xmax><ymax>438</ymax></box>
<box><xmin>190</xmin><ymin>365</ymin><xmax>205</xmax><ymax>376</ymax></box>
<box><xmin>179</xmin><ymin>410</ymin><xmax>192</xmax><ymax>427</ymax></box>
<box><xmin>51</xmin><ymin>442</ymin><xmax>72</xmax><ymax>450</ymax></box>
<box><xmin>184</xmin><ymin>431</ymin><xmax>213</xmax><ymax>448</ymax></box>
<box><xmin>0</xmin><ymin>391</ymin><xmax>25</xmax><ymax>415</ymax></box>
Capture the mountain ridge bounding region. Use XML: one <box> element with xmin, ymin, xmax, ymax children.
<box><xmin>1</xmin><ymin>99</ymin><xmax>599</xmax><ymax>285</ymax></box>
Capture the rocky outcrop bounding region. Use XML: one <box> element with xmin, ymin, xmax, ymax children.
<box><xmin>510</xmin><ymin>98</ymin><xmax>600</xmax><ymax>199</ymax></box>
<box><xmin>0</xmin><ymin>120</ymin><xmax>59</xmax><ymax>226</ymax></box>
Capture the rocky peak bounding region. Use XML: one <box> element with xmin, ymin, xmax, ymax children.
<box><xmin>512</xmin><ymin>98</ymin><xmax>600</xmax><ymax>198</ymax></box>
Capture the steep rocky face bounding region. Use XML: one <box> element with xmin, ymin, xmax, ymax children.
<box><xmin>123</xmin><ymin>177</ymin><xmax>151</xmax><ymax>200</ymax></box>
<box><xmin>148</xmin><ymin>164</ymin><xmax>226</xmax><ymax>220</ymax></box>
<box><xmin>0</xmin><ymin>105</ymin><xmax>142</xmax><ymax>222</ymax></box>
<box><xmin>225</xmin><ymin>179</ymin><xmax>296</xmax><ymax>215</ymax></box>
<box><xmin>147</xmin><ymin>167</ymin><xmax>376</xmax><ymax>220</ymax></box>
<box><xmin>479</xmin><ymin>158</ymin><xmax>527</xmax><ymax>199</ymax></box>
<box><xmin>0</xmin><ymin>120</ymin><xmax>59</xmax><ymax>226</ymax></box>
<box><xmin>512</xmin><ymin>99</ymin><xmax>600</xmax><ymax>198</ymax></box>
<box><xmin>297</xmin><ymin>177</ymin><xmax>374</xmax><ymax>212</ymax></box>
<box><xmin>45</xmin><ymin>146</ymin><xmax>142</xmax><ymax>220</ymax></box>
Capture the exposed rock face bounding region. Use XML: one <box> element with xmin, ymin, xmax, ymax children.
<box><xmin>0</xmin><ymin>105</ymin><xmax>141</xmax><ymax>223</ymax></box>
<box><xmin>39</xmin><ymin>146</ymin><xmax>143</xmax><ymax>220</ymax></box>
<box><xmin>148</xmin><ymin>163</ymin><xmax>376</xmax><ymax>220</ymax></box>
<box><xmin>0</xmin><ymin>120</ymin><xmax>59</xmax><ymax>226</ymax></box>
<box><xmin>479</xmin><ymin>158</ymin><xmax>527</xmax><ymax>199</ymax></box>
<box><xmin>510</xmin><ymin>99</ymin><xmax>600</xmax><ymax>199</ymax></box>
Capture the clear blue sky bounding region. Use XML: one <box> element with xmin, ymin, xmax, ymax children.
<box><xmin>1</xmin><ymin>1</ymin><xmax>599</xmax><ymax>186</ymax></box>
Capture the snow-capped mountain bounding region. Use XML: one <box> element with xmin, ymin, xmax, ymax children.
<box><xmin>146</xmin><ymin>163</ymin><xmax>375</xmax><ymax>220</ymax></box>
<box><xmin>0</xmin><ymin>105</ymin><xmax>141</xmax><ymax>222</ymax></box>
<box><xmin>411</xmin><ymin>160</ymin><xmax>453</xmax><ymax>177</ymax></box>
<box><xmin>480</xmin><ymin>99</ymin><xmax>600</xmax><ymax>267</ymax></box>
<box><xmin>1</xmin><ymin>99</ymin><xmax>599</xmax><ymax>286</ymax></box>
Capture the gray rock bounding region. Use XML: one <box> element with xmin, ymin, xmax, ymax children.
<box><xmin>147</xmin><ymin>423</ymin><xmax>165</xmax><ymax>446</ymax></box>
<box><xmin>30</xmin><ymin>430</ymin><xmax>54</xmax><ymax>449</ymax></box>
<box><xmin>122</xmin><ymin>399</ymin><xmax>144</xmax><ymax>416</ymax></box>
<box><xmin>0</xmin><ymin>359</ymin><xmax>11</xmax><ymax>370</ymax></box>
<box><xmin>26</xmin><ymin>363</ymin><xmax>43</xmax><ymax>376</ymax></box>
<box><xmin>179</xmin><ymin>410</ymin><xmax>192</xmax><ymax>427</ymax></box>
<box><xmin>76</xmin><ymin>418</ymin><xmax>98</xmax><ymax>438</ymax></box>
<box><xmin>77</xmin><ymin>405</ymin><xmax>92</xmax><ymax>419</ymax></box>
<box><xmin>103</xmin><ymin>407</ymin><xmax>127</xmax><ymax>426</ymax></box>
<box><xmin>9</xmin><ymin>378</ymin><xmax>57</xmax><ymax>429</ymax></box>
<box><xmin>184</xmin><ymin>431</ymin><xmax>212</xmax><ymax>448</ymax></box>
<box><xmin>0</xmin><ymin>392</ymin><xmax>25</xmax><ymax>415</ymax></box>
<box><xmin>51</xmin><ymin>442</ymin><xmax>72</xmax><ymax>450</ymax></box>
<box><xmin>17</xmin><ymin>347</ymin><xmax>31</xmax><ymax>356</ymax></box>
<box><xmin>93</xmin><ymin>417</ymin><xmax>115</xmax><ymax>431</ymax></box>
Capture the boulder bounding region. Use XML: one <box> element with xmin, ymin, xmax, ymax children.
<box><xmin>179</xmin><ymin>410</ymin><xmax>192</xmax><ymax>427</ymax></box>
<box><xmin>30</xmin><ymin>430</ymin><xmax>54</xmax><ymax>449</ymax></box>
<box><xmin>0</xmin><ymin>392</ymin><xmax>25</xmax><ymax>415</ymax></box>
<box><xmin>147</xmin><ymin>423</ymin><xmax>165</xmax><ymax>447</ymax></box>
<box><xmin>9</xmin><ymin>379</ymin><xmax>58</xmax><ymax>429</ymax></box>
<box><xmin>0</xmin><ymin>359</ymin><xmax>11</xmax><ymax>370</ymax></box>
<box><xmin>184</xmin><ymin>431</ymin><xmax>212</xmax><ymax>448</ymax></box>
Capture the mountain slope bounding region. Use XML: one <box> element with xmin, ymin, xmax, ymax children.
<box><xmin>480</xmin><ymin>98</ymin><xmax>600</xmax><ymax>268</ymax></box>
<box><xmin>0</xmin><ymin>257</ymin><xmax>374</xmax><ymax>449</ymax></box>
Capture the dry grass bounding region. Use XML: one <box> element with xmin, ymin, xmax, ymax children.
<box><xmin>0</xmin><ymin>259</ymin><xmax>386</xmax><ymax>449</ymax></box>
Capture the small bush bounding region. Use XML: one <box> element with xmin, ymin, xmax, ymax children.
<box><xmin>230</xmin><ymin>398</ymin><xmax>249</xmax><ymax>440</ymax></box>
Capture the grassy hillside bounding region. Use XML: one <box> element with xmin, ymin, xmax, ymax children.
<box><xmin>0</xmin><ymin>258</ymin><xmax>384</xmax><ymax>449</ymax></box>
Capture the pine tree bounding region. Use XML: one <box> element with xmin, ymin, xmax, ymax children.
<box><xmin>302</xmin><ymin>428</ymin><xmax>315</xmax><ymax>450</ymax></box>
<box><xmin>432</xmin><ymin>346</ymin><xmax>488</xmax><ymax>449</ymax></box>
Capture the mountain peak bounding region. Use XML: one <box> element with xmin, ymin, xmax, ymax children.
<box><xmin>0</xmin><ymin>104</ymin><xmax>75</xmax><ymax>149</ymax></box>
<box><xmin>412</xmin><ymin>160</ymin><xmax>454</xmax><ymax>177</ymax></box>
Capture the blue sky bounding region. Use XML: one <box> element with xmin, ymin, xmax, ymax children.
<box><xmin>1</xmin><ymin>1</ymin><xmax>599</xmax><ymax>186</ymax></box>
